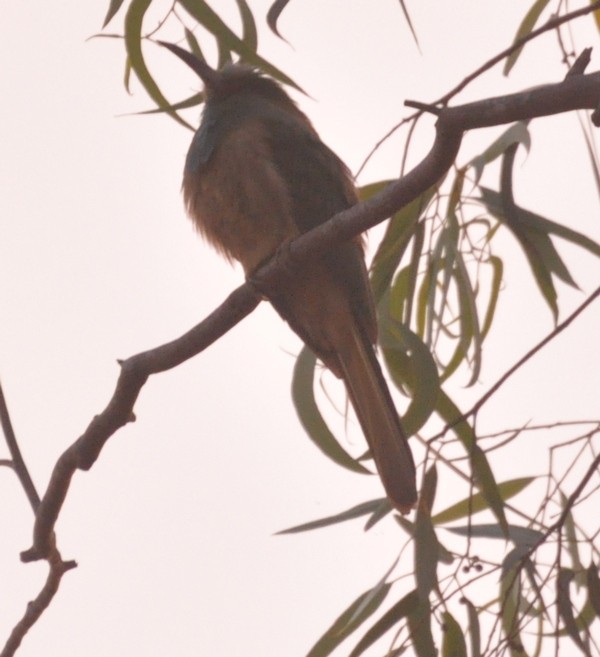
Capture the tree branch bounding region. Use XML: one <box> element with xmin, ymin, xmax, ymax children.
<box><xmin>19</xmin><ymin>68</ymin><xmax>600</xmax><ymax>574</ymax></box>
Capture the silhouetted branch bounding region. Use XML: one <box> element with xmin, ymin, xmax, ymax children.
<box><xmin>10</xmin><ymin>61</ymin><xmax>600</xmax><ymax>657</ymax></box>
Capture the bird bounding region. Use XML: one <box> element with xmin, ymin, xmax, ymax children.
<box><xmin>160</xmin><ymin>42</ymin><xmax>418</xmax><ymax>513</ymax></box>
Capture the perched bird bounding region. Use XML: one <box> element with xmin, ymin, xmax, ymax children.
<box><xmin>161</xmin><ymin>42</ymin><xmax>417</xmax><ymax>513</ymax></box>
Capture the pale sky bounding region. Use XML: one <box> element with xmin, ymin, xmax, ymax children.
<box><xmin>2</xmin><ymin>2</ymin><xmax>600</xmax><ymax>656</ymax></box>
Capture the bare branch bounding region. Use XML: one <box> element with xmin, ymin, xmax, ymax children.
<box><xmin>21</xmin><ymin>68</ymin><xmax>600</xmax><ymax>564</ymax></box>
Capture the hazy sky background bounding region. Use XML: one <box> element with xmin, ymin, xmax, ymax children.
<box><xmin>2</xmin><ymin>2</ymin><xmax>600</xmax><ymax>655</ymax></box>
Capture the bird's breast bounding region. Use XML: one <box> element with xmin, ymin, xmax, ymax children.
<box><xmin>183</xmin><ymin>119</ymin><xmax>299</xmax><ymax>274</ymax></box>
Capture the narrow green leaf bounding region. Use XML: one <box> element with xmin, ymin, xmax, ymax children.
<box><xmin>364</xmin><ymin>498</ymin><xmax>393</xmax><ymax>530</ymax></box>
<box><xmin>135</xmin><ymin>92</ymin><xmax>204</xmax><ymax>115</ymax></box>
<box><xmin>276</xmin><ymin>499</ymin><xmax>384</xmax><ymax>535</ymax></box>
<box><xmin>480</xmin><ymin>255</ymin><xmax>503</xmax><ymax>339</ymax></box>
<box><xmin>407</xmin><ymin>598</ymin><xmax>437</xmax><ymax>657</ymax></box>
<box><xmin>125</xmin><ymin>0</ymin><xmax>190</xmax><ymax>127</ymax></box>
<box><xmin>397</xmin><ymin>0</ymin><xmax>420</xmax><ymax>50</ymax></box>
<box><xmin>379</xmin><ymin>319</ymin><xmax>439</xmax><ymax>437</ymax></box>
<box><xmin>562</xmin><ymin>494</ymin><xmax>584</xmax><ymax>580</ymax></box>
<box><xmin>586</xmin><ymin>562</ymin><xmax>600</xmax><ymax>618</ymax></box>
<box><xmin>503</xmin><ymin>0</ymin><xmax>551</xmax><ymax>75</ymax></box>
<box><xmin>500</xmin><ymin>564</ymin><xmax>527</xmax><ymax>656</ymax></box>
<box><xmin>462</xmin><ymin>597</ymin><xmax>482</xmax><ymax>657</ymax></box>
<box><xmin>267</xmin><ymin>0</ymin><xmax>292</xmax><ymax>38</ymax></box>
<box><xmin>103</xmin><ymin>0</ymin><xmax>126</xmax><ymax>27</ymax></box>
<box><xmin>415</xmin><ymin>466</ymin><xmax>439</xmax><ymax>601</ymax></box>
<box><xmin>349</xmin><ymin>590</ymin><xmax>419</xmax><ymax>657</ymax></box>
<box><xmin>291</xmin><ymin>347</ymin><xmax>369</xmax><ymax>474</ymax></box>
<box><xmin>468</xmin><ymin>122</ymin><xmax>531</xmax><ymax>185</ymax></box>
<box><xmin>370</xmin><ymin>187</ymin><xmax>435</xmax><ymax>302</ymax></box>
<box><xmin>178</xmin><ymin>0</ymin><xmax>302</xmax><ymax>91</ymax></box>
<box><xmin>235</xmin><ymin>0</ymin><xmax>257</xmax><ymax>52</ymax></box>
<box><xmin>557</xmin><ymin>568</ymin><xmax>590</xmax><ymax>656</ymax></box>
<box><xmin>433</xmin><ymin>390</ymin><xmax>508</xmax><ymax>536</ymax></box>
<box><xmin>432</xmin><ymin>477</ymin><xmax>535</xmax><ymax>524</ymax></box>
<box><xmin>446</xmin><ymin>523</ymin><xmax>544</xmax><ymax>546</ymax></box>
<box><xmin>306</xmin><ymin>583</ymin><xmax>393</xmax><ymax>657</ymax></box>
<box><xmin>184</xmin><ymin>27</ymin><xmax>205</xmax><ymax>60</ymax></box>
<box><xmin>441</xmin><ymin>611</ymin><xmax>467</xmax><ymax>657</ymax></box>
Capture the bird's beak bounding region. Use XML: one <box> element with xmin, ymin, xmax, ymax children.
<box><xmin>158</xmin><ymin>41</ymin><xmax>220</xmax><ymax>89</ymax></box>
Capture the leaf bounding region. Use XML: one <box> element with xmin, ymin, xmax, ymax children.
<box><xmin>124</xmin><ymin>0</ymin><xmax>190</xmax><ymax>128</ymax></box>
<box><xmin>434</xmin><ymin>391</ymin><xmax>508</xmax><ymax>536</ymax></box>
<box><xmin>103</xmin><ymin>0</ymin><xmax>126</xmax><ymax>27</ymax></box>
<box><xmin>468</xmin><ymin>122</ymin><xmax>531</xmax><ymax>185</ymax></box>
<box><xmin>407</xmin><ymin>598</ymin><xmax>436</xmax><ymax>657</ymax></box>
<box><xmin>235</xmin><ymin>0</ymin><xmax>257</xmax><ymax>52</ymax></box>
<box><xmin>276</xmin><ymin>499</ymin><xmax>384</xmax><ymax>534</ymax></box>
<box><xmin>415</xmin><ymin>466</ymin><xmax>439</xmax><ymax>601</ymax></box>
<box><xmin>503</xmin><ymin>0</ymin><xmax>551</xmax><ymax>75</ymax></box>
<box><xmin>557</xmin><ymin>568</ymin><xmax>590</xmax><ymax>656</ymax></box>
<box><xmin>267</xmin><ymin>0</ymin><xmax>292</xmax><ymax>38</ymax></box>
<box><xmin>178</xmin><ymin>0</ymin><xmax>303</xmax><ymax>91</ymax></box>
<box><xmin>586</xmin><ymin>562</ymin><xmax>600</xmax><ymax>618</ymax></box>
<box><xmin>462</xmin><ymin>597</ymin><xmax>482</xmax><ymax>657</ymax></box>
<box><xmin>500</xmin><ymin>563</ymin><xmax>526</xmax><ymax>656</ymax></box>
<box><xmin>446</xmin><ymin>523</ymin><xmax>544</xmax><ymax>547</ymax></box>
<box><xmin>370</xmin><ymin>187</ymin><xmax>435</xmax><ymax>302</ymax></box>
<box><xmin>134</xmin><ymin>92</ymin><xmax>204</xmax><ymax>115</ymax></box>
<box><xmin>432</xmin><ymin>477</ymin><xmax>535</xmax><ymax>524</ymax></box>
<box><xmin>349</xmin><ymin>590</ymin><xmax>419</xmax><ymax>657</ymax></box>
<box><xmin>397</xmin><ymin>0</ymin><xmax>420</xmax><ymax>51</ymax></box>
<box><xmin>561</xmin><ymin>493</ymin><xmax>584</xmax><ymax>580</ymax></box>
<box><xmin>441</xmin><ymin>611</ymin><xmax>467</xmax><ymax>657</ymax></box>
<box><xmin>364</xmin><ymin>498</ymin><xmax>393</xmax><ymax>530</ymax></box>
<box><xmin>480</xmin><ymin>255</ymin><xmax>503</xmax><ymax>339</ymax></box>
<box><xmin>379</xmin><ymin>319</ymin><xmax>439</xmax><ymax>437</ymax></box>
<box><xmin>306</xmin><ymin>583</ymin><xmax>393</xmax><ymax>657</ymax></box>
<box><xmin>291</xmin><ymin>347</ymin><xmax>369</xmax><ymax>474</ymax></box>
<box><xmin>480</xmin><ymin>172</ymin><xmax>600</xmax><ymax>320</ymax></box>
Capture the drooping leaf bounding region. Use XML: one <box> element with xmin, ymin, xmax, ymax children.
<box><xmin>462</xmin><ymin>597</ymin><xmax>482</xmax><ymax>657</ymax></box>
<box><xmin>306</xmin><ymin>583</ymin><xmax>393</xmax><ymax>657</ymax></box>
<box><xmin>441</xmin><ymin>611</ymin><xmax>468</xmax><ymax>657</ymax></box>
<box><xmin>235</xmin><ymin>0</ymin><xmax>257</xmax><ymax>52</ymax></box>
<box><xmin>349</xmin><ymin>590</ymin><xmax>420</xmax><ymax>657</ymax></box>
<box><xmin>557</xmin><ymin>568</ymin><xmax>590</xmax><ymax>656</ymax></box>
<box><xmin>267</xmin><ymin>0</ymin><xmax>292</xmax><ymax>38</ymax></box>
<box><xmin>369</xmin><ymin>186</ymin><xmax>435</xmax><ymax>303</ymax></box>
<box><xmin>480</xmin><ymin>255</ymin><xmax>503</xmax><ymax>339</ymax></box>
<box><xmin>178</xmin><ymin>0</ymin><xmax>303</xmax><ymax>91</ymax></box>
<box><xmin>415</xmin><ymin>466</ymin><xmax>439</xmax><ymax>601</ymax></box>
<box><xmin>468</xmin><ymin>122</ymin><xmax>531</xmax><ymax>185</ymax></box>
<box><xmin>103</xmin><ymin>0</ymin><xmax>126</xmax><ymax>27</ymax></box>
<box><xmin>276</xmin><ymin>499</ymin><xmax>384</xmax><ymax>534</ymax></box>
<box><xmin>379</xmin><ymin>318</ymin><xmax>439</xmax><ymax>437</ymax></box>
<box><xmin>432</xmin><ymin>477</ymin><xmax>534</xmax><ymax>524</ymax></box>
<box><xmin>503</xmin><ymin>0</ymin><xmax>552</xmax><ymax>75</ymax></box>
<box><xmin>586</xmin><ymin>562</ymin><xmax>600</xmax><ymax>618</ymax></box>
<box><xmin>291</xmin><ymin>347</ymin><xmax>369</xmax><ymax>474</ymax></box>
<box><xmin>125</xmin><ymin>0</ymin><xmax>191</xmax><ymax>127</ymax></box>
<box><xmin>561</xmin><ymin>494</ymin><xmax>584</xmax><ymax>581</ymax></box>
<box><xmin>407</xmin><ymin>597</ymin><xmax>437</xmax><ymax>657</ymax></box>
<box><xmin>364</xmin><ymin>498</ymin><xmax>394</xmax><ymax>530</ymax></box>
<box><xmin>397</xmin><ymin>0</ymin><xmax>421</xmax><ymax>50</ymax></box>
<box><xmin>500</xmin><ymin>564</ymin><xmax>526</xmax><ymax>656</ymax></box>
<box><xmin>434</xmin><ymin>391</ymin><xmax>508</xmax><ymax>536</ymax></box>
<box><xmin>446</xmin><ymin>523</ymin><xmax>544</xmax><ymax>546</ymax></box>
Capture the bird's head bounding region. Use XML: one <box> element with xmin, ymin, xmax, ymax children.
<box><xmin>159</xmin><ymin>41</ymin><xmax>297</xmax><ymax>111</ymax></box>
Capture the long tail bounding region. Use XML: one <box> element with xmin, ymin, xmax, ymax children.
<box><xmin>337</xmin><ymin>326</ymin><xmax>417</xmax><ymax>514</ymax></box>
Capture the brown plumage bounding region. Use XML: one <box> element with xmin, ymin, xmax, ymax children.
<box><xmin>165</xmin><ymin>46</ymin><xmax>418</xmax><ymax>513</ymax></box>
